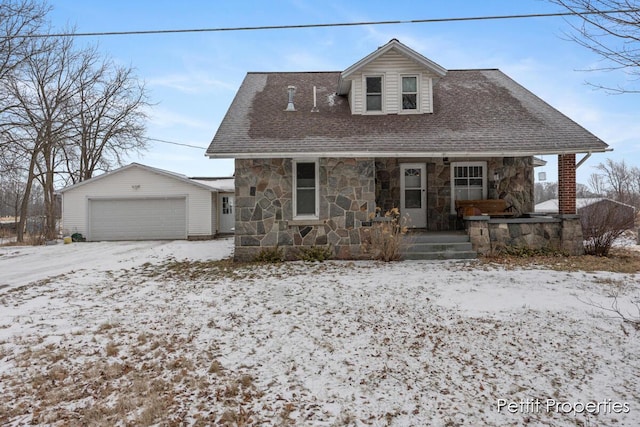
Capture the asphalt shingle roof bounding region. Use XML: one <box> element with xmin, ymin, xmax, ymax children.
<box><xmin>206</xmin><ymin>69</ymin><xmax>608</xmax><ymax>158</ymax></box>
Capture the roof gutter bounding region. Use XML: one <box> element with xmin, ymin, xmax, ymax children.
<box><xmin>206</xmin><ymin>148</ymin><xmax>611</xmax><ymax>160</ymax></box>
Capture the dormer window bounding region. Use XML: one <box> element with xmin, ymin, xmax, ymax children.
<box><xmin>402</xmin><ymin>75</ymin><xmax>418</xmax><ymax>111</ymax></box>
<box><xmin>365</xmin><ymin>76</ymin><xmax>383</xmax><ymax>112</ymax></box>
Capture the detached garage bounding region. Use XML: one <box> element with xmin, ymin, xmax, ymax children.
<box><xmin>60</xmin><ymin>163</ymin><xmax>234</xmax><ymax>241</ymax></box>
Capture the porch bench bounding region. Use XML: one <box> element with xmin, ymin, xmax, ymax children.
<box><xmin>455</xmin><ymin>199</ymin><xmax>516</xmax><ymax>218</ymax></box>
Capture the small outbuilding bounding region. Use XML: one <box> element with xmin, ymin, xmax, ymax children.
<box><xmin>60</xmin><ymin>163</ymin><xmax>234</xmax><ymax>241</ymax></box>
<box><xmin>535</xmin><ymin>197</ymin><xmax>636</xmax><ymax>230</ymax></box>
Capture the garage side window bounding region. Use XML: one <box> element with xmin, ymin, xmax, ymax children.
<box><xmin>293</xmin><ymin>160</ymin><xmax>318</xmax><ymax>218</ymax></box>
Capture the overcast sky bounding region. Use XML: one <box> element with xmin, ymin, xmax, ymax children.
<box><xmin>47</xmin><ymin>0</ymin><xmax>640</xmax><ymax>184</ymax></box>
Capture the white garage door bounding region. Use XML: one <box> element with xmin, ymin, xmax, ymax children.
<box><xmin>89</xmin><ymin>198</ymin><xmax>187</xmax><ymax>241</ymax></box>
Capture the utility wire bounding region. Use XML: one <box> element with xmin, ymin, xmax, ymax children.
<box><xmin>144</xmin><ymin>137</ymin><xmax>207</xmax><ymax>150</ymax></box>
<box><xmin>9</xmin><ymin>9</ymin><xmax>640</xmax><ymax>39</ymax></box>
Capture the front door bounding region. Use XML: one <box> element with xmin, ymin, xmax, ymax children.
<box><xmin>400</xmin><ymin>163</ymin><xmax>427</xmax><ymax>228</ymax></box>
<box><xmin>219</xmin><ymin>194</ymin><xmax>235</xmax><ymax>233</ymax></box>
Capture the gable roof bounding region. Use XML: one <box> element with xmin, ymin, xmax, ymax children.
<box><xmin>59</xmin><ymin>162</ymin><xmax>220</xmax><ymax>193</ymax></box>
<box><xmin>206</xmin><ymin>68</ymin><xmax>608</xmax><ymax>159</ymax></box>
<box><xmin>337</xmin><ymin>39</ymin><xmax>447</xmax><ymax>95</ymax></box>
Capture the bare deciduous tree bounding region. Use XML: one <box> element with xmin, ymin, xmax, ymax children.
<box><xmin>3</xmin><ymin>34</ymin><xmax>89</xmax><ymax>240</ymax></box>
<box><xmin>595</xmin><ymin>158</ymin><xmax>637</xmax><ymax>205</ymax></box>
<box><xmin>0</xmin><ymin>0</ymin><xmax>48</xmax><ymax>83</ymax></box>
<box><xmin>550</xmin><ymin>0</ymin><xmax>640</xmax><ymax>92</ymax></box>
<box><xmin>1</xmin><ymin>2</ymin><xmax>150</xmax><ymax>243</ymax></box>
<box><xmin>0</xmin><ymin>0</ymin><xmax>49</xmax><ymax>162</ymax></box>
<box><xmin>62</xmin><ymin>58</ymin><xmax>149</xmax><ymax>184</ymax></box>
<box><xmin>587</xmin><ymin>171</ymin><xmax>608</xmax><ymax>195</ymax></box>
<box><xmin>534</xmin><ymin>181</ymin><xmax>558</xmax><ymax>203</ymax></box>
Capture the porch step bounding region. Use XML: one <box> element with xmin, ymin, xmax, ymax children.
<box><xmin>400</xmin><ymin>232</ymin><xmax>477</xmax><ymax>261</ymax></box>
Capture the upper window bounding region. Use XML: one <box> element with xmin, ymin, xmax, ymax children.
<box><xmin>294</xmin><ymin>160</ymin><xmax>318</xmax><ymax>218</ymax></box>
<box><xmin>451</xmin><ymin>162</ymin><xmax>487</xmax><ymax>213</ymax></box>
<box><xmin>402</xmin><ymin>76</ymin><xmax>418</xmax><ymax>111</ymax></box>
<box><xmin>365</xmin><ymin>76</ymin><xmax>383</xmax><ymax>112</ymax></box>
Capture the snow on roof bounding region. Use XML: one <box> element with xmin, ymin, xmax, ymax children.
<box><xmin>189</xmin><ymin>178</ymin><xmax>234</xmax><ymax>192</ymax></box>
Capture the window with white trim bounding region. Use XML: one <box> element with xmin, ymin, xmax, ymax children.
<box><xmin>293</xmin><ymin>160</ymin><xmax>318</xmax><ymax>218</ymax></box>
<box><xmin>401</xmin><ymin>75</ymin><xmax>418</xmax><ymax>111</ymax></box>
<box><xmin>451</xmin><ymin>162</ymin><xmax>487</xmax><ymax>213</ymax></box>
<box><xmin>365</xmin><ymin>76</ymin><xmax>383</xmax><ymax>112</ymax></box>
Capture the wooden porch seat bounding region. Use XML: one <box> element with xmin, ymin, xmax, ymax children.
<box><xmin>455</xmin><ymin>199</ymin><xmax>516</xmax><ymax>218</ymax></box>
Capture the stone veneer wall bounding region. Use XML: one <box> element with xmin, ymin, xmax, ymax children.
<box><xmin>488</xmin><ymin>157</ymin><xmax>535</xmax><ymax>216</ymax></box>
<box><xmin>234</xmin><ymin>158</ymin><xmax>376</xmax><ymax>261</ymax></box>
<box><xmin>375</xmin><ymin>157</ymin><xmax>535</xmax><ymax>231</ymax></box>
<box><xmin>466</xmin><ymin>216</ymin><xmax>584</xmax><ymax>256</ymax></box>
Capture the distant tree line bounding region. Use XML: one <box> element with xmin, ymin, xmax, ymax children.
<box><xmin>0</xmin><ymin>0</ymin><xmax>150</xmax><ymax>242</ymax></box>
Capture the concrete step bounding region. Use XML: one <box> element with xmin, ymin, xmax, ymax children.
<box><xmin>402</xmin><ymin>250</ymin><xmax>478</xmax><ymax>261</ymax></box>
<box><xmin>403</xmin><ymin>232</ymin><xmax>469</xmax><ymax>243</ymax></box>
<box><xmin>400</xmin><ymin>232</ymin><xmax>477</xmax><ymax>260</ymax></box>
<box><xmin>402</xmin><ymin>242</ymin><xmax>474</xmax><ymax>253</ymax></box>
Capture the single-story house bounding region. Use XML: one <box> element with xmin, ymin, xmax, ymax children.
<box><xmin>206</xmin><ymin>39</ymin><xmax>609</xmax><ymax>260</ymax></box>
<box><xmin>536</xmin><ymin>198</ymin><xmax>636</xmax><ymax>230</ymax></box>
<box><xmin>59</xmin><ymin>163</ymin><xmax>234</xmax><ymax>241</ymax></box>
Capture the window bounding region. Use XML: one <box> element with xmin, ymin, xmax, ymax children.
<box><xmin>402</xmin><ymin>76</ymin><xmax>418</xmax><ymax>110</ymax></box>
<box><xmin>222</xmin><ymin>196</ymin><xmax>233</xmax><ymax>215</ymax></box>
<box><xmin>451</xmin><ymin>162</ymin><xmax>487</xmax><ymax>213</ymax></box>
<box><xmin>294</xmin><ymin>160</ymin><xmax>318</xmax><ymax>217</ymax></box>
<box><xmin>365</xmin><ymin>76</ymin><xmax>382</xmax><ymax>112</ymax></box>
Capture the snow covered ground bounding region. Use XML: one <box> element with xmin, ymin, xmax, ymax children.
<box><xmin>0</xmin><ymin>238</ymin><xmax>639</xmax><ymax>426</ymax></box>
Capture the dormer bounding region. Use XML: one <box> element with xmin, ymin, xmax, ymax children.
<box><xmin>337</xmin><ymin>39</ymin><xmax>447</xmax><ymax>115</ymax></box>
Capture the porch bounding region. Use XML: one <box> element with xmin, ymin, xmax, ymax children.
<box><xmin>374</xmin><ymin>156</ymin><xmax>536</xmax><ymax>232</ymax></box>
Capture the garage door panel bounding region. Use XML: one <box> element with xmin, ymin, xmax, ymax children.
<box><xmin>89</xmin><ymin>198</ymin><xmax>187</xmax><ymax>241</ymax></box>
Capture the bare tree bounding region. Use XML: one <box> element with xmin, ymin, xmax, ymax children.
<box><xmin>587</xmin><ymin>172</ymin><xmax>608</xmax><ymax>195</ymax></box>
<box><xmin>3</xmin><ymin>33</ymin><xmax>94</xmax><ymax>241</ymax></box>
<box><xmin>550</xmin><ymin>0</ymin><xmax>640</xmax><ymax>92</ymax></box>
<box><xmin>62</xmin><ymin>58</ymin><xmax>149</xmax><ymax>184</ymax></box>
<box><xmin>595</xmin><ymin>158</ymin><xmax>634</xmax><ymax>204</ymax></box>
<box><xmin>0</xmin><ymin>0</ymin><xmax>49</xmax><ymax>162</ymax></box>
<box><xmin>0</xmin><ymin>0</ymin><xmax>48</xmax><ymax>84</ymax></box>
<box><xmin>534</xmin><ymin>181</ymin><xmax>558</xmax><ymax>203</ymax></box>
<box><xmin>3</xmin><ymin>37</ymin><xmax>150</xmax><ymax>241</ymax></box>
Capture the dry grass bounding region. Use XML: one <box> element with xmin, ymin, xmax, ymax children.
<box><xmin>105</xmin><ymin>341</ymin><xmax>119</xmax><ymax>357</ymax></box>
<box><xmin>481</xmin><ymin>246</ymin><xmax>640</xmax><ymax>273</ymax></box>
<box><xmin>0</xmin><ymin>322</ymin><xmax>268</xmax><ymax>426</ymax></box>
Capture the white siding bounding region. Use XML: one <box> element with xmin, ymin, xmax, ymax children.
<box><xmin>61</xmin><ymin>166</ymin><xmax>215</xmax><ymax>239</ymax></box>
<box><xmin>348</xmin><ymin>50</ymin><xmax>438</xmax><ymax>115</ymax></box>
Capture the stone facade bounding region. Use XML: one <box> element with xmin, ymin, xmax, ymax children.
<box><xmin>234</xmin><ymin>158</ymin><xmax>376</xmax><ymax>261</ymax></box>
<box><xmin>466</xmin><ymin>216</ymin><xmax>584</xmax><ymax>256</ymax></box>
<box><xmin>234</xmin><ymin>156</ymin><xmax>538</xmax><ymax>260</ymax></box>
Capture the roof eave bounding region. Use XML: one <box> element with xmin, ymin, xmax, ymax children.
<box><xmin>206</xmin><ymin>147</ymin><xmax>611</xmax><ymax>159</ymax></box>
<box><xmin>59</xmin><ymin>162</ymin><xmax>218</xmax><ymax>193</ymax></box>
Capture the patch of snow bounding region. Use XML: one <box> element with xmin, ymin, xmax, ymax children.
<box><xmin>0</xmin><ymin>240</ymin><xmax>638</xmax><ymax>425</ymax></box>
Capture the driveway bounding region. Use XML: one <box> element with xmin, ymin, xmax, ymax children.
<box><xmin>0</xmin><ymin>238</ymin><xmax>233</xmax><ymax>291</ymax></box>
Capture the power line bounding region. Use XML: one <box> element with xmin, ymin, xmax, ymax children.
<box><xmin>144</xmin><ymin>137</ymin><xmax>207</xmax><ymax>150</ymax></box>
<box><xmin>10</xmin><ymin>9</ymin><xmax>640</xmax><ymax>39</ymax></box>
